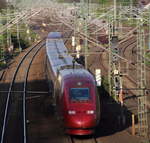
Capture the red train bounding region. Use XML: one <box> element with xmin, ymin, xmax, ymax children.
<box><xmin>46</xmin><ymin>32</ymin><xmax>100</xmax><ymax>135</ymax></box>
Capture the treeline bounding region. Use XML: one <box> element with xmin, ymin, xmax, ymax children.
<box><xmin>98</xmin><ymin>0</ymin><xmax>138</xmax><ymax>5</ymax></box>
<box><xmin>58</xmin><ymin>0</ymin><xmax>139</xmax><ymax>3</ymax></box>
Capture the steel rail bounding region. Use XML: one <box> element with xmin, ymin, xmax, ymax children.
<box><xmin>0</xmin><ymin>39</ymin><xmax>45</xmax><ymax>143</ymax></box>
<box><xmin>0</xmin><ymin>91</ymin><xmax>49</xmax><ymax>94</ymax></box>
<box><xmin>70</xmin><ymin>136</ymin><xmax>99</xmax><ymax>143</ymax></box>
<box><xmin>23</xmin><ymin>42</ymin><xmax>45</xmax><ymax>143</ymax></box>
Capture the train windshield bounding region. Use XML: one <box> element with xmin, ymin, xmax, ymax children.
<box><xmin>70</xmin><ymin>88</ymin><xmax>90</xmax><ymax>101</ymax></box>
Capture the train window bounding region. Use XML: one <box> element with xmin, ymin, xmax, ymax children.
<box><xmin>70</xmin><ymin>88</ymin><xmax>90</xmax><ymax>101</ymax></box>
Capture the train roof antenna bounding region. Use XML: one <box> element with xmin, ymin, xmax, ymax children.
<box><xmin>72</xmin><ymin>58</ymin><xmax>75</xmax><ymax>70</ymax></box>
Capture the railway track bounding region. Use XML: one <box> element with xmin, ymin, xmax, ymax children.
<box><xmin>119</xmin><ymin>36</ymin><xmax>150</xmax><ymax>87</ymax></box>
<box><xmin>119</xmin><ymin>37</ymin><xmax>137</xmax><ymax>84</ymax></box>
<box><xmin>70</xmin><ymin>136</ymin><xmax>99</xmax><ymax>143</ymax></box>
<box><xmin>25</xmin><ymin>18</ymin><xmax>76</xmax><ymax>142</ymax></box>
<box><xmin>0</xmin><ymin>39</ymin><xmax>45</xmax><ymax>143</ymax></box>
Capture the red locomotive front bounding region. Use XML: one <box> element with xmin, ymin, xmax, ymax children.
<box><xmin>59</xmin><ymin>74</ymin><xmax>100</xmax><ymax>135</ymax></box>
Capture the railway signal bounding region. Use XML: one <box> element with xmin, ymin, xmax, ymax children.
<box><xmin>111</xmin><ymin>35</ymin><xmax>119</xmax><ymax>63</ymax></box>
<box><xmin>95</xmin><ymin>69</ymin><xmax>101</xmax><ymax>86</ymax></box>
<box><xmin>109</xmin><ymin>35</ymin><xmax>122</xmax><ymax>101</ymax></box>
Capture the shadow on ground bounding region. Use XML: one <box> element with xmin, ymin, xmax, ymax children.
<box><xmin>95</xmin><ymin>85</ymin><xmax>137</xmax><ymax>138</ymax></box>
<box><xmin>0</xmin><ymin>79</ymin><xmax>138</xmax><ymax>140</ymax></box>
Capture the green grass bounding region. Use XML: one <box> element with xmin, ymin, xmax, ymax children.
<box><xmin>98</xmin><ymin>0</ymin><xmax>138</xmax><ymax>6</ymax></box>
<box><xmin>146</xmin><ymin>52</ymin><xmax>150</xmax><ymax>66</ymax></box>
<box><xmin>101</xmin><ymin>76</ymin><xmax>109</xmax><ymax>94</ymax></box>
<box><xmin>0</xmin><ymin>61</ymin><xmax>7</xmax><ymax>69</ymax></box>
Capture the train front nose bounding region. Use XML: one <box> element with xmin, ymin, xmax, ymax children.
<box><xmin>66</xmin><ymin>110</ymin><xmax>96</xmax><ymax>127</ymax></box>
<box><xmin>65</xmin><ymin>111</ymin><xmax>96</xmax><ymax>135</ymax></box>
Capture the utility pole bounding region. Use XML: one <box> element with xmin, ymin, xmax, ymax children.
<box><xmin>6</xmin><ymin>0</ymin><xmax>13</xmax><ymax>57</ymax></box>
<box><xmin>73</xmin><ymin>1</ymin><xmax>77</xmax><ymax>53</ymax></box>
<box><xmin>137</xmin><ymin>18</ymin><xmax>148</xmax><ymax>138</ymax></box>
<box><xmin>130</xmin><ymin>0</ymin><xmax>133</xmax><ymax>18</ymax></box>
<box><xmin>109</xmin><ymin>35</ymin><xmax>120</xmax><ymax>101</ymax></box>
<box><xmin>108</xmin><ymin>15</ymin><xmax>113</xmax><ymax>97</ymax></box>
<box><xmin>6</xmin><ymin>0</ymin><xmax>9</xmax><ymax>54</ymax></box>
<box><xmin>17</xmin><ymin>22</ymin><xmax>22</xmax><ymax>52</ymax></box>
<box><xmin>108</xmin><ymin>1</ymin><xmax>122</xmax><ymax>101</ymax></box>
<box><xmin>149</xmin><ymin>8</ymin><xmax>150</xmax><ymax>50</ymax></box>
<box><xmin>113</xmin><ymin>0</ymin><xmax>117</xmax><ymax>35</ymax></box>
<box><xmin>80</xmin><ymin>0</ymin><xmax>88</xmax><ymax>70</ymax></box>
<box><xmin>118</xmin><ymin>4</ymin><xmax>123</xmax><ymax>38</ymax></box>
<box><xmin>0</xmin><ymin>13</ymin><xmax>5</xmax><ymax>63</ymax></box>
<box><xmin>84</xmin><ymin>6</ymin><xmax>88</xmax><ymax>70</ymax></box>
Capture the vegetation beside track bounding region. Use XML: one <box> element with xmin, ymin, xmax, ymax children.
<box><xmin>0</xmin><ymin>8</ymin><xmax>38</xmax><ymax>69</ymax></box>
<box><xmin>99</xmin><ymin>76</ymin><xmax>109</xmax><ymax>96</ymax></box>
<box><xmin>57</xmin><ymin>0</ymin><xmax>138</xmax><ymax>5</ymax></box>
<box><xmin>146</xmin><ymin>52</ymin><xmax>150</xmax><ymax>65</ymax></box>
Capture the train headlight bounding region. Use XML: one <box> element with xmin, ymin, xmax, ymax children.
<box><xmin>86</xmin><ymin>110</ymin><xmax>94</xmax><ymax>114</ymax></box>
<box><xmin>77</xmin><ymin>82</ymin><xmax>82</xmax><ymax>86</ymax></box>
<box><xmin>68</xmin><ymin>110</ymin><xmax>76</xmax><ymax>115</ymax></box>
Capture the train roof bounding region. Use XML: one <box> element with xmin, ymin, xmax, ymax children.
<box><xmin>47</xmin><ymin>32</ymin><xmax>62</xmax><ymax>39</ymax></box>
<box><xmin>59</xmin><ymin>68</ymin><xmax>94</xmax><ymax>81</ymax></box>
<box><xmin>46</xmin><ymin>32</ymin><xmax>94</xmax><ymax>81</ymax></box>
<box><xmin>46</xmin><ymin>33</ymin><xmax>78</xmax><ymax>75</ymax></box>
